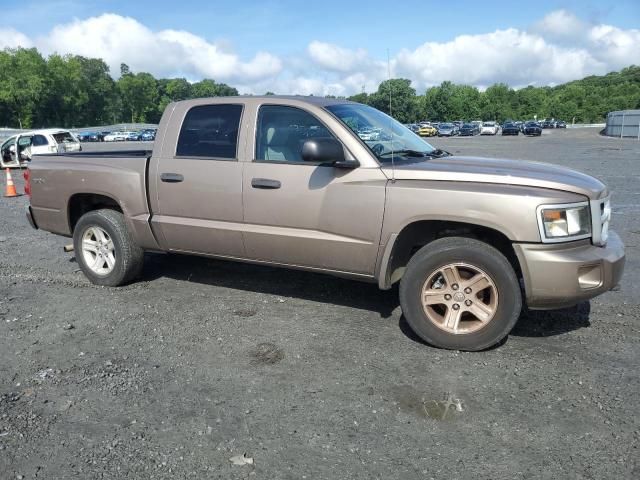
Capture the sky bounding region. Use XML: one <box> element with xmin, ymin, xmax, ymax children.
<box><xmin>1</xmin><ymin>0</ymin><xmax>639</xmax><ymax>95</ymax></box>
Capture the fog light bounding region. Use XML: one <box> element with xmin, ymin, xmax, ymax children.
<box><xmin>578</xmin><ymin>264</ymin><xmax>602</xmax><ymax>290</ymax></box>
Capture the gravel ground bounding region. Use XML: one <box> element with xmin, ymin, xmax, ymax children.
<box><xmin>1</xmin><ymin>129</ymin><xmax>638</xmax><ymax>479</ymax></box>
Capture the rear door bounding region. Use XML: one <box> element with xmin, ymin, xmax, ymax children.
<box><xmin>30</xmin><ymin>134</ymin><xmax>51</xmax><ymax>155</ymax></box>
<box><xmin>241</xmin><ymin>104</ymin><xmax>386</xmax><ymax>275</ymax></box>
<box><xmin>150</xmin><ymin>102</ymin><xmax>246</xmax><ymax>257</ymax></box>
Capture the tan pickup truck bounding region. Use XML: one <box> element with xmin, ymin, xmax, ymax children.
<box><xmin>25</xmin><ymin>97</ymin><xmax>625</xmax><ymax>351</ymax></box>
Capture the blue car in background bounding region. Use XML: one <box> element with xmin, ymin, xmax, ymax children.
<box><xmin>140</xmin><ymin>129</ymin><xmax>157</xmax><ymax>141</ymax></box>
<box><xmin>77</xmin><ymin>131</ymin><xmax>101</xmax><ymax>142</ymax></box>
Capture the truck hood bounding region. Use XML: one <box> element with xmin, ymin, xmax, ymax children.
<box><xmin>382</xmin><ymin>156</ymin><xmax>607</xmax><ymax>199</ymax></box>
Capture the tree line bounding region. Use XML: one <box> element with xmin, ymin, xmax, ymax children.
<box><xmin>1</xmin><ymin>47</ymin><xmax>639</xmax><ymax>129</ymax></box>
<box><xmin>0</xmin><ymin>48</ymin><xmax>238</xmax><ymax>128</ymax></box>
<box><xmin>349</xmin><ymin>66</ymin><xmax>640</xmax><ymax>124</ymax></box>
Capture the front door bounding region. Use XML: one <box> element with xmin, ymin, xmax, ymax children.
<box><xmin>241</xmin><ymin>104</ymin><xmax>386</xmax><ymax>275</ymax></box>
<box><xmin>151</xmin><ymin>103</ymin><xmax>246</xmax><ymax>257</ymax></box>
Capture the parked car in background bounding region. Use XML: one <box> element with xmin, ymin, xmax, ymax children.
<box><xmin>480</xmin><ymin>121</ymin><xmax>499</xmax><ymax>135</ymax></box>
<box><xmin>127</xmin><ymin>131</ymin><xmax>142</xmax><ymax>141</ymax></box>
<box><xmin>77</xmin><ymin>131</ymin><xmax>100</xmax><ymax>142</ymax></box>
<box><xmin>140</xmin><ymin>129</ymin><xmax>157</xmax><ymax>141</ymax></box>
<box><xmin>104</xmin><ymin>131</ymin><xmax>132</xmax><ymax>142</ymax></box>
<box><xmin>555</xmin><ymin>121</ymin><xmax>567</xmax><ymax>128</ymax></box>
<box><xmin>357</xmin><ymin>127</ymin><xmax>380</xmax><ymax>141</ymax></box>
<box><xmin>1</xmin><ymin>129</ymin><xmax>81</xmax><ymax>168</ymax></box>
<box><xmin>437</xmin><ymin>123</ymin><xmax>457</xmax><ymax>137</ymax></box>
<box><xmin>458</xmin><ymin>123</ymin><xmax>480</xmax><ymax>136</ymax></box>
<box><xmin>417</xmin><ymin>123</ymin><xmax>437</xmax><ymax>137</ymax></box>
<box><xmin>502</xmin><ymin>122</ymin><xmax>520</xmax><ymax>135</ymax></box>
<box><xmin>418</xmin><ymin>123</ymin><xmax>438</xmax><ymax>137</ymax></box>
<box><xmin>523</xmin><ymin>121</ymin><xmax>542</xmax><ymax>136</ymax></box>
<box><xmin>541</xmin><ymin>120</ymin><xmax>555</xmax><ymax>129</ymax></box>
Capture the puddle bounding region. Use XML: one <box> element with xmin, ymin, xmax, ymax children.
<box><xmin>422</xmin><ymin>394</ymin><xmax>464</xmax><ymax>421</ymax></box>
<box><xmin>393</xmin><ymin>385</ymin><xmax>464</xmax><ymax>421</ymax></box>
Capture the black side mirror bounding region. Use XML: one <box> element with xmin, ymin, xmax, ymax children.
<box><xmin>302</xmin><ymin>138</ymin><xmax>357</xmax><ymax>168</ymax></box>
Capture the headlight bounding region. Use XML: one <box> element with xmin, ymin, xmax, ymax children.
<box><xmin>536</xmin><ymin>202</ymin><xmax>591</xmax><ymax>242</ymax></box>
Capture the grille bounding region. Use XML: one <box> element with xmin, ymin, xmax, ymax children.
<box><xmin>590</xmin><ymin>196</ymin><xmax>611</xmax><ymax>246</ymax></box>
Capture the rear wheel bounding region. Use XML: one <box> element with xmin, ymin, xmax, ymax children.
<box><xmin>399</xmin><ymin>237</ymin><xmax>522</xmax><ymax>351</ymax></box>
<box><xmin>73</xmin><ymin>209</ymin><xmax>144</xmax><ymax>286</ymax></box>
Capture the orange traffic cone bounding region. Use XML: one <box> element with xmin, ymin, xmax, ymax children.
<box><xmin>4</xmin><ymin>168</ymin><xmax>20</xmax><ymax>197</ymax></box>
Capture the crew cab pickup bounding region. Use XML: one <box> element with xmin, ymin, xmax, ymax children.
<box><xmin>25</xmin><ymin>97</ymin><xmax>625</xmax><ymax>351</ymax></box>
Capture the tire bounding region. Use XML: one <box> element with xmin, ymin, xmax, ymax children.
<box><xmin>73</xmin><ymin>209</ymin><xmax>144</xmax><ymax>286</ymax></box>
<box><xmin>399</xmin><ymin>237</ymin><xmax>522</xmax><ymax>351</ymax></box>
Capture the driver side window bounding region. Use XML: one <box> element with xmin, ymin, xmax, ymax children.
<box><xmin>255</xmin><ymin>105</ymin><xmax>335</xmax><ymax>163</ymax></box>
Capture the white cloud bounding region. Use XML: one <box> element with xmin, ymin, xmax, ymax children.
<box><xmin>0</xmin><ymin>28</ymin><xmax>34</xmax><ymax>49</ymax></box>
<box><xmin>393</xmin><ymin>28</ymin><xmax>605</xmax><ymax>89</ymax></box>
<box><xmin>33</xmin><ymin>14</ymin><xmax>282</xmax><ymax>83</ymax></box>
<box><xmin>307</xmin><ymin>41</ymin><xmax>372</xmax><ymax>73</ymax></box>
<box><xmin>1</xmin><ymin>10</ymin><xmax>639</xmax><ymax>96</ymax></box>
<box><xmin>532</xmin><ymin>9</ymin><xmax>588</xmax><ymax>41</ymax></box>
<box><xmin>588</xmin><ymin>24</ymin><xmax>640</xmax><ymax>68</ymax></box>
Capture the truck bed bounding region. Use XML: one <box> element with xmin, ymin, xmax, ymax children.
<box><xmin>28</xmin><ymin>151</ymin><xmax>153</xmax><ymax>243</ymax></box>
<box><xmin>34</xmin><ymin>149</ymin><xmax>152</xmax><ymax>159</ymax></box>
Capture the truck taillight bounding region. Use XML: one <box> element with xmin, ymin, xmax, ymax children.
<box><xmin>23</xmin><ymin>169</ymin><xmax>31</xmax><ymax>198</ymax></box>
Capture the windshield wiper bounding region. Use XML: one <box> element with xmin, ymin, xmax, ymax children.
<box><xmin>379</xmin><ymin>148</ymin><xmax>452</xmax><ymax>159</ymax></box>
<box><xmin>379</xmin><ymin>149</ymin><xmax>433</xmax><ymax>158</ymax></box>
<box><xmin>429</xmin><ymin>148</ymin><xmax>451</xmax><ymax>157</ymax></box>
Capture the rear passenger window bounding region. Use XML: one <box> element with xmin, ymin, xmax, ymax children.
<box><xmin>176</xmin><ymin>104</ymin><xmax>243</xmax><ymax>159</ymax></box>
<box><xmin>32</xmin><ymin>135</ymin><xmax>49</xmax><ymax>146</ymax></box>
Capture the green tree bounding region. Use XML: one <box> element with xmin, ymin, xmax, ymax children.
<box><xmin>369</xmin><ymin>79</ymin><xmax>418</xmax><ymax>123</ymax></box>
<box><xmin>117</xmin><ymin>72</ymin><xmax>159</xmax><ymax>123</ymax></box>
<box><xmin>0</xmin><ymin>48</ymin><xmax>47</xmax><ymax>127</ymax></box>
<box><xmin>347</xmin><ymin>92</ymin><xmax>370</xmax><ymax>105</ymax></box>
<box><xmin>191</xmin><ymin>79</ymin><xmax>238</xmax><ymax>98</ymax></box>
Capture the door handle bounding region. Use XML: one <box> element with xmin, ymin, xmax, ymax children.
<box><xmin>251</xmin><ymin>178</ymin><xmax>281</xmax><ymax>189</ymax></box>
<box><xmin>160</xmin><ymin>173</ymin><xmax>184</xmax><ymax>183</ymax></box>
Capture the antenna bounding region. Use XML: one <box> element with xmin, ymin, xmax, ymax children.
<box><xmin>387</xmin><ymin>49</ymin><xmax>395</xmax><ymax>183</ymax></box>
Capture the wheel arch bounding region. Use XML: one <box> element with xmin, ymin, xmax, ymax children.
<box><xmin>68</xmin><ymin>193</ymin><xmax>124</xmax><ymax>233</ymax></box>
<box><xmin>377</xmin><ymin>220</ymin><xmax>522</xmax><ymax>290</ymax></box>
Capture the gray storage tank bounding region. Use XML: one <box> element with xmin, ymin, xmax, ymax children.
<box><xmin>605</xmin><ymin>110</ymin><xmax>640</xmax><ymax>138</ymax></box>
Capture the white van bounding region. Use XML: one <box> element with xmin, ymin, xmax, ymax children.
<box><xmin>0</xmin><ymin>129</ymin><xmax>81</xmax><ymax>168</ymax></box>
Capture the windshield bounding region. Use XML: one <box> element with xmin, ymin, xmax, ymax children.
<box><xmin>325</xmin><ymin>103</ymin><xmax>436</xmax><ymax>163</ymax></box>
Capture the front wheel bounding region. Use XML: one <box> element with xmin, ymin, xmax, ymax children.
<box><xmin>73</xmin><ymin>209</ymin><xmax>144</xmax><ymax>286</ymax></box>
<box><xmin>399</xmin><ymin>237</ymin><xmax>522</xmax><ymax>351</ymax></box>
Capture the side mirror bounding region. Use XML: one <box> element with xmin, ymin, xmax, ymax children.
<box><xmin>302</xmin><ymin>138</ymin><xmax>357</xmax><ymax>168</ymax></box>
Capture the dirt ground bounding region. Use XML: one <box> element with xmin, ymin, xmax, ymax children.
<box><xmin>1</xmin><ymin>128</ymin><xmax>638</xmax><ymax>479</ymax></box>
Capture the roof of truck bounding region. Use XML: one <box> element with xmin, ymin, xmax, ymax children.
<box><xmin>178</xmin><ymin>95</ymin><xmax>356</xmax><ymax>107</ymax></box>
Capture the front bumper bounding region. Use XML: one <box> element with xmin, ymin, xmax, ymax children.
<box><xmin>514</xmin><ymin>231</ymin><xmax>625</xmax><ymax>309</ymax></box>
